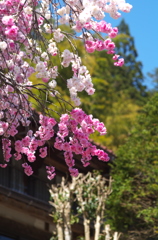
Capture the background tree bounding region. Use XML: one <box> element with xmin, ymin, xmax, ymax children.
<box><xmin>115</xmin><ymin>19</ymin><xmax>146</xmax><ymax>101</ymax></box>
<box><xmin>75</xmin><ymin>172</ymin><xmax>112</xmax><ymax>240</ymax></box>
<box><xmin>107</xmin><ymin>93</ymin><xmax>158</xmax><ymax>240</ymax></box>
<box><xmin>49</xmin><ymin>177</ymin><xmax>78</xmax><ymax>240</ymax></box>
<box><xmin>147</xmin><ymin>67</ymin><xmax>158</xmax><ymax>91</ymax></box>
<box><xmin>49</xmin><ymin>173</ymin><xmax>120</xmax><ymax>240</ymax></box>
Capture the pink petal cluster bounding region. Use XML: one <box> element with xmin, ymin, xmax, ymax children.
<box><xmin>22</xmin><ymin>163</ymin><xmax>33</xmax><ymax>176</ymax></box>
<box><xmin>2</xmin><ymin>139</ymin><xmax>12</xmax><ymax>162</ymax></box>
<box><xmin>1</xmin><ymin>107</ymin><xmax>109</xmax><ymax>179</ymax></box>
<box><xmin>85</xmin><ymin>38</ymin><xmax>116</xmax><ymax>55</ymax></box>
<box><xmin>85</xmin><ymin>36</ymin><xmax>125</xmax><ymax>66</ymax></box>
<box><xmin>0</xmin><ymin>113</ymin><xmax>57</xmax><ymax>178</ymax></box>
<box><xmin>113</xmin><ymin>54</ymin><xmax>125</xmax><ymax>67</ymax></box>
<box><xmin>54</xmin><ymin>108</ymin><xmax>109</xmax><ymax>177</ymax></box>
<box><xmin>46</xmin><ymin>166</ymin><xmax>56</xmax><ymax>180</ymax></box>
<box><xmin>39</xmin><ymin>147</ymin><xmax>47</xmax><ymax>158</ymax></box>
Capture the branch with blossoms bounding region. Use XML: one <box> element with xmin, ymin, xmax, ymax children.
<box><xmin>0</xmin><ymin>0</ymin><xmax>132</xmax><ymax>179</ymax></box>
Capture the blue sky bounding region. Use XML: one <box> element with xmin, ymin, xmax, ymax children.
<box><xmin>105</xmin><ymin>0</ymin><xmax>158</xmax><ymax>89</ymax></box>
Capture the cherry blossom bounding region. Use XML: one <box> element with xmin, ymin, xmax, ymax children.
<box><xmin>0</xmin><ymin>0</ymin><xmax>132</xmax><ymax>179</ymax></box>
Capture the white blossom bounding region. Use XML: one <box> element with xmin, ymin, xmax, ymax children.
<box><xmin>0</xmin><ymin>41</ymin><xmax>7</xmax><ymax>51</ymax></box>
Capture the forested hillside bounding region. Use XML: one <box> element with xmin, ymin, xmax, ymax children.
<box><xmin>107</xmin><ymin>92</ymin><xmax>158</xmax><ymax>240</ymax></box>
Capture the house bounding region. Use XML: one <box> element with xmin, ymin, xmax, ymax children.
<box><xmin>0</xmin><ymin>140</ymin><xmax>114</xmax><ymax>240</ymax></box>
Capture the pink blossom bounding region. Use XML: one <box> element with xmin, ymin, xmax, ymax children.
<box><xmin>0</xmin><ymin>121</ymin><xmax>8</xmax><ymax>135</ymax></box>
<box><xmin>22</xmin><ymin>136</ymin><xmax>30</xmax><ymax>146</ymax></box>
<box><xmin>114</xmin><ymin>58</ymin><xmax>124</xmax><ymax>67</ymax></box>
<box><xmin>2</xmin><ymin>16</ymin><xmax>15</xmax><ymax>26</ymax></box>
<box><xmin>112</xmin><ymin>54</ymin><xmax>120</xmax><ymax>61</ymax></box>
<box><xmin>99</xmin><ymin>21</ymin><xmax>112</xmax><ymax>34</ymax></box>
<box><xmin>0</xmin><ymin>164</ymin><xmax>7</xmax><ymax>168</ymax></box>
<box><xmin>22</xmin><ymin>163</ymin><xmax>33</xmax><ymax>176</ymax></box>
<box><xmin>5</xmin><ymin>25</ymin><xmax>18</xmax><ymax>39</ymax></box>
<box><xmin>74</xmin><ymin>21</ymin><xmax>83</xmax><ymax>32</ymax></box>
<box><xmin>29</xmin><ymin>138</ymin><xmax>38</xmax><ymax>151</ymax></box>
<box><xmin>108</xmin><ymin>27</ymin><xmax>118</xmax><ymax>38</ymax></box>
<box><xmin>69</xmin><ymin>167</ymin><xmax>79</xmax><ymax>177</ymax></box>
<box><xmin>86</xmin><ymin>127</ymin><xmax>94</xmax><ymax>134</ymax></box>
<box><xmin>86</xmin><ymin>87</ymin><xmax>95</xmax><ymax>95</ymax></box>
<box><xmin>21</xmin><ymin>147</ymin><xmax>29</xmax><ymax>155</ymax></box>
<box><xmin>14</xmin><ymin>152</ymin><xmax>22</xmax><ymax>161</ymax></box>
<box><xmin>85</xmin><ymin>40</ymin><xmax>96</xmax><ymax>53</ymax></box>
<box><xmin>62</xmin><ymin>142</ymin><xmax>71</xmax><ymax>151</ymax></box>
<box><xmin>39</xmin><ymin>147</ymin><xmax>47</xmax><ymax>158</ymax></box>
<box><xmin>81</xmin><ymin>159</ymin><xmax>90</xmax><ymax>167</ymax></box>
<box><xmin>27</xmin><ymin>151</ymin><xmax>36</xmax><ymax>162</ymax></box>
<box><xmin>7</xmin><ymin>85</ymin><xmax>14</xmax><ymax>92</ymax></box>
<box><xmin>2</xmin><ymin>138</ymin><xmax>12</xmax><ymax>162</ymax></box>
<box><xmin>60</xmin><ymin>114</ymin><xmax>70</xmax><ymax>123</ymax></box>
<box><xmin>71</xmin><ymin>108</ymin><xmax>86</xmax><ymax>123</ymax></box>
<box><xmin>38</xmin><ymin>16</ymin><xmax>44</xmax><ymax>26</ymax></box>
<box><xmin>106</xmin><ymin>42</ymin><xmax>115</xmax><ymax>50</ymax></box>
<box><xmin>15</xmin><ymin>140</ymin><xmax>23</xmax><ymax>152</ymax></box>
<box><xmin>42</xmin><ymin>78</ymin><xmax>49</xmax><ymax>83</ymax></box>
<box><xmin>94</xmin><ymin>22</ymin><xmax>101</xmax><ymax>32</ymax></box>
<box><xmin>107</xmin><ymin>50</ymin><xmax>115</xmax><ymax>54</ymax></box>
<box><xmin>69</xmin><ymin>119</ymin><xmax>77</xmax><ymax>131</ymax></box>
<box><xmin>5</xmin><ymin>0</ymin><xmax>14</xmax><ymax>7</ymax></box>
<box><xmin>64</xmin><ymin>151</ymin><xmax>75</xmax><ymax>167</ymax></box>
<box><xmin>94</xmin><ymin>149</ymin><xmax>110</xmax><ymax>162</ymax></box>
<box><xmin>47</xmin><ymin>173</ymin><xmax>56</xmax><ymax>180</ymax></box>
<box><xmin>96</xmin><ymin>40</ymin><xmax>105</xmax><ymax>51</ymax></box>
<box><xmin>46</xmin><ymin>166</ymin><xmax>56</xmax><ymax>180</ymax></box>
<box><xmin>84</xmin><ymin>22</ymin><xmax>93</xmax><ymax>30</ymax></box>
<box><xmin>80</xmin><ymin>139</ymin><xmax>89</xmax><ymax>147</ymax></box>
<box><xmin>104</xmin><ymin>38</ymin><xmax>111</xmax><ymax>48</ymax></box>
<box><xmin>37</xmin><ymin>140</ymin><xmax>46</xmax><ymax>147</ymax></box>
<box><xmin>95</xmin><ymin>122</ymin><xmax>107</xmax><ymax>135</ymax></box>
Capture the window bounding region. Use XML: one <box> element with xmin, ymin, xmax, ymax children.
<box><xmin>11</xmin><ymin>160</ymin><xmax>25</xmax><ymax>194</ymax></box>
<box><xmin>0</xmin><ymin>159</ymin><xmax>50</xmax><ymax>202</ymax></box>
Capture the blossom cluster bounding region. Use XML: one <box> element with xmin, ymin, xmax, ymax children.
<box><xmin>1</xmin><ymin>108</ymin><xmax>109</xmax><ymax>178</ymax></box>
<box><xmin>54</xmin><ymin>108</ymin><xmax>109</xmax><ymax>176</ymax></box>
<box><xmin>0</xmin><ymin>0</ymin><xmax>132</xmax><ymax>178</ymax></box>
<box><xmin>57</xmin><ymin>0</ymin><xmax>132</xmax><ymax>67</ymax></box>
<box><xmin>0</xmin><ymin>0</ymin><xmax>132</xmax><ymax>105</ymax></box>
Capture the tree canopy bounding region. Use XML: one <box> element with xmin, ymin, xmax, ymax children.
<box><xmin>107</xmin><ymin>92</ymin><xmax>158</xmax><ymax>240</ymax></box>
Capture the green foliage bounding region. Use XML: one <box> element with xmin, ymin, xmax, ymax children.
<box><xmin>75</xmin><ymin>181</ymin><xmax>99</xmax><ymax>220</ymax></box>
<box><xmin>50</xmin><ymin>236</ymin><xmax>58</xmax><ymax>240</ymax></box>
<box><xmin>107</xmin><ymin>93</ymin><xmax>158</xmax><ymax>240</ymax></box>
<box><xmin>148</xmin><ymin>67</ymin><xmax>158</xmax><ymax>91</ymax></box>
